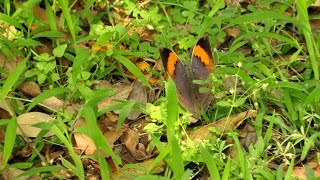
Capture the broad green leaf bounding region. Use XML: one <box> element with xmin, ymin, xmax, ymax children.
<box><xmin>53</xmin><ymin>44</ymin><xmax>68</xmax><ymax>57</ymax></box>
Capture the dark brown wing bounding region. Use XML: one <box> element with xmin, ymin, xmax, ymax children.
<box><xmin>159</xmin><ymin>48</ymin><xmax>200</xmax><ymax>118</ymax></box>
<box><xmin>191</xmin><ymin>36</ymin><xmax>215</xmax><ymax>111</ymax></box>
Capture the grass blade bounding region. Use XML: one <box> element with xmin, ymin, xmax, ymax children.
<box><xmin>165</xmin><ymin>79</ymin><xmax>184</xmax><ymax>179</ymax></box>
<box><xmin>58</xmin><ymin>0</ymin><xmax>76</xmax><ymax>39</ymax></box>
<box><xmin>229</xmin><ymin>10</ymin><xmax>304</xmax><ymax>29</ymax></box>
<box><xmin>1</xmin><ymin>118</ymin><xmax>17</xmax><ymax>170</ymax></box>
<box><xmin>27</xmin><ymin>87</ymin><xmax>70</xmax><ymax>111</ymax></box>
<box><xmin>296</xmin><ymin>1</ymin><xmax>319</xmax><ymax>80</ymax></box>
<box><xmin>17</xmin><ymin>166</ymin><xmax>65</xmax><ymax>178</ymax></box>
<box><xmin>200</xmin><ymin>145</ymin><xmax>220</xmax><ymax>180</ymax></box>
<box><xmin>113</xmin><ymin>54</ymin><xmax>150</xmax><ymax>88</ymax></box>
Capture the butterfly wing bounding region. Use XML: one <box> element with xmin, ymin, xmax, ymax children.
<box><xmin>159</xmin><ymin>48</ymin><xmax>200</xmax><ymax>118</ymax></box>
<box><xmin>191</xmin><ymin>36</ymin><xmax>215</xmax><ymax>111</ymax></box>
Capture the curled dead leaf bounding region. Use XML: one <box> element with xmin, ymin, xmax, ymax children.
<box><xmin>188</xmin><ymin>110</ymin><xmax>257</xmax><ymax>141</ymax></box>
<box><xmin>16</xmin><ymin>112</ymin><xmax>55</xmax><ymax>137</ymax></box>
<box><xmin>74</xmin><ymin>132</ymin><xmax>96</xmax><ymax>155</ymax></box>
<box><xmin>119</xmin><ymin>128</ymin><xmax>150</xmax><ymax>161</ymax></box>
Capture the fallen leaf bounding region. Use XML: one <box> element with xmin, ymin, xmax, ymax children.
<box><xmin>2</xmin><ymin>167</ymin><xmax>41</xmax><ymax>180</ymax></box>
<box><xmin>119</xmin><ymin>128</ymin><xmax>150</xmax><ymax>161</ymax></box>
<box><xmin>128</xmin><ymin>81</ymin><xmax>147</xmax><ymax>120</ymax></box>
<box><xmin>224</xmin><ymin>27</ymin><xmax>241</xmax><ymax>38</ymax></box>
<box><xmin>74</xmin><ymin>132</ymin><xmax>96</xmax><ymax>155</ymax></box>
<box><xmin>39</xmin><ymin>96</ymin><xmax>77</xmax><ymax>114</ymax></box>
<box><xmin>41</xmin><ymin>96</ymin><xmax>64</xmax><ymax>111</ymax></box>
<box><xmin>16</xmin><ymin>112</ymin><xmax>55</xmax><ymax>137</ymax></box>
<box><xmin>292</xmin><ymin>166</ymin><xmax>320</xmax><ymax>180</ymax></box>
<box><xmin>103</xmin><ymin>128</ymin><xmax>127</xmax><ymax>147</ymax></box>
<box><xmin>98</xmin><ymin>83</ymin><xmax>133</xmax><ymax>113</ymax></box>
<box><xmin>188</xmin><ymin>110</ymin><xmax>257</xmax><ymax>141</ymax></box>
<box><xmin>109</xmin><ymin>158</ymin><xmax>166</xmax><ymax>180</ymax></box>
<box><xmin>239</xmin><ymin>124</ymin><xmax>257</xmax><ymax>151</ymax></box>
<box><xmin>291</xmin><ymin>157</ymin><xmax>320</xmax><ymax>180</ymax></box>
<box><xmin>0</xmin><ymin>99</ymin><xmax>15</xmax><ymax>118</ymax></box>
<box><xmin>18</xmin><ymin>81</ymin><xmax>41</xmax><ymax>97</ymax></box>
<box><xmin>0</xmin><ymin>128</ymin><xmax>5</xmax><ymax>143</ymax></box>
<box><xmin>0</xmin><ymin>49</ymin><xmax>22</xmax><ymax>73</ymax></box>
<box><xmin>73</xmin><ymin>118</ymin><xmax>96</xmax><ymax>155</ymax></box>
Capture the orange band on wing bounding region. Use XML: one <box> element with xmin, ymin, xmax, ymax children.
<box><xmin>194</xmin><ymin>45</ymin><xmax>213</xmax><ymax>69</ymax></box>
<box><xmin>167</xmin><ymin>52</ymin><xmax>179</xmax><ymax>76</ymax></box>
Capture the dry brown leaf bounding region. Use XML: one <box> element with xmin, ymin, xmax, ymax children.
<box><xmin>16</xmin><ymin>112</ymin><xmax>55</xmax><ymax>137</ymax></box>
<box><xmin>224</xmin><ymin>27</ymin><xmax>241</xmax><ymax>38</ymax></box>
<box><xmin>0</xmin><ymin>128</ymin><xmax>5</xmax><ymax>143</ymax></box>
<box><xmin>128</xmin><ymin>81</ymin><xmax>147</xmax><ymax>120</ymax></box>
<box><xmin>73</xmin><ymin>118</ymin><xmax>96</xmax><ymax>155</ymax></box>
<box><xmin>74</xmin><ymin>132</ymin><xmax>96</xmax><ymax>155</ymax></box>
<box><xmin>189</xmin><ymin>110</ymin><xmax>257</xmax><ymax>141</ymax></box>
<box><xmin>0</xmin><ymin>99</ymin><xmax>15</xmax><ymax>118</ymax></box>
<box><xmin>119</xmin><ymin>128</ymin><xmax>150</xmax><ymax>161</ymax></box>
<box><xmin>292</xmin><ymin>166</ymin><xmax>320</xmax><ymax>180</ymax></box>
<box><xmin>311</xmin><ymin>0</ymin><xmax>320</xmax><ymax>7</ymax></box>
<box><xmin>0</xmin><ymin>52</ymin><xmax>22</xmax><ymax>74</ymax></box>
<box><xmin>98</xmin><ymin>83</ymin><xmax>133</xmax><ymax>113</ymax></box>
<box><xmin>239</xmin><ymin>124</ymin><xmax>257</xmax><ymax>151</ymax></box>
<box><xmin>103</xmin><ymin>128</ymin><xmax>127</xmax><ymax>147</ymax></box>
<box><xmin>2</xmin><ymin>167</ymin><xmax>41</xmax><ymax>180</ymax></box>
<box><xmin>18</xmin><ymin>81</ymin><xmax>41</xmax><ymax>97</ymax></box>
<box><xmin>109</xmin><ymin>158</ymin><xmax>166</xmax><ymax>180</ymax></box>
<box><xmin>291</xmin><ymin>157</ymin><xmax>320</xmax><ymax>180</ymax></box>
<box><xmin>41</xmin><ymin>96</ymin><xmax>64</xmax><ymax>111</ymax></box>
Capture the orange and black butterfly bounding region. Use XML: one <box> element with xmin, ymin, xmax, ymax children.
<box><xmin>159</xmin><ymin>36</ymin><xmax>215</xmax><ymax>119</ymax></box>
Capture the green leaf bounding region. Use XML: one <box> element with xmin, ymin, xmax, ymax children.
<box><xmin>31</xmin><ymin>31</ymin><xmax>65</xmax><ymax>39</ymax></box>
<box><xmin>53</xmin><ymin>44</ymin><xmax>68</xmax><ymax>57</ymax></box>
<box><xmin>301</xmin><ymin>132</ymin><xmax>320</xmax><ymax>160</ymax></box>
<box><xmin>229</xmin><ymin>10</ymin><xmax>305</xmax><ymax>30</ymax></box>
<box><xmin>17</xmin><ymin>166</ymin><xmax>65</xmax><ymax>178</ymax></box>
<box><xmin>58</xmin><ymin>0</ymin><xmax>75</xmax><ymax>39</ymax></box>
<box><xmin>1</xmin><ymin>118</ymin><xmax>17</xmax><ymax>170</ymax></box>
<box><xmin>165</xmin><ymin>79</ymin><xmax>184</xmax><ymax>179</ymax></box>
<box><xmin>14</xmin><ymin>39</ymin><xmax>43</xmax><ymax>47</ymax></box>
<box><xmin>200</xmin><ymin>145</ymin><xmax>220</xmax><ymax>180</ymax></box>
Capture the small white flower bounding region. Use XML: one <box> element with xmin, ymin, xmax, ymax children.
<box><xmin>237</xmin><ymin>62</ymin><xmax>242</xmax><ymax>68</ymax></box>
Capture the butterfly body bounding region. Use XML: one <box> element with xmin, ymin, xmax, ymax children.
<box><xmin>160</xmin><ymin>36</ymin><xmax>215</xmax><ymax>119</ymax></box>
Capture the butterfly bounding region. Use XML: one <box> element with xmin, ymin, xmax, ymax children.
<box><xmin>159</xmin><ymin>36</ymin><xmax>215</xmax><ymax>119</ymax></box>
